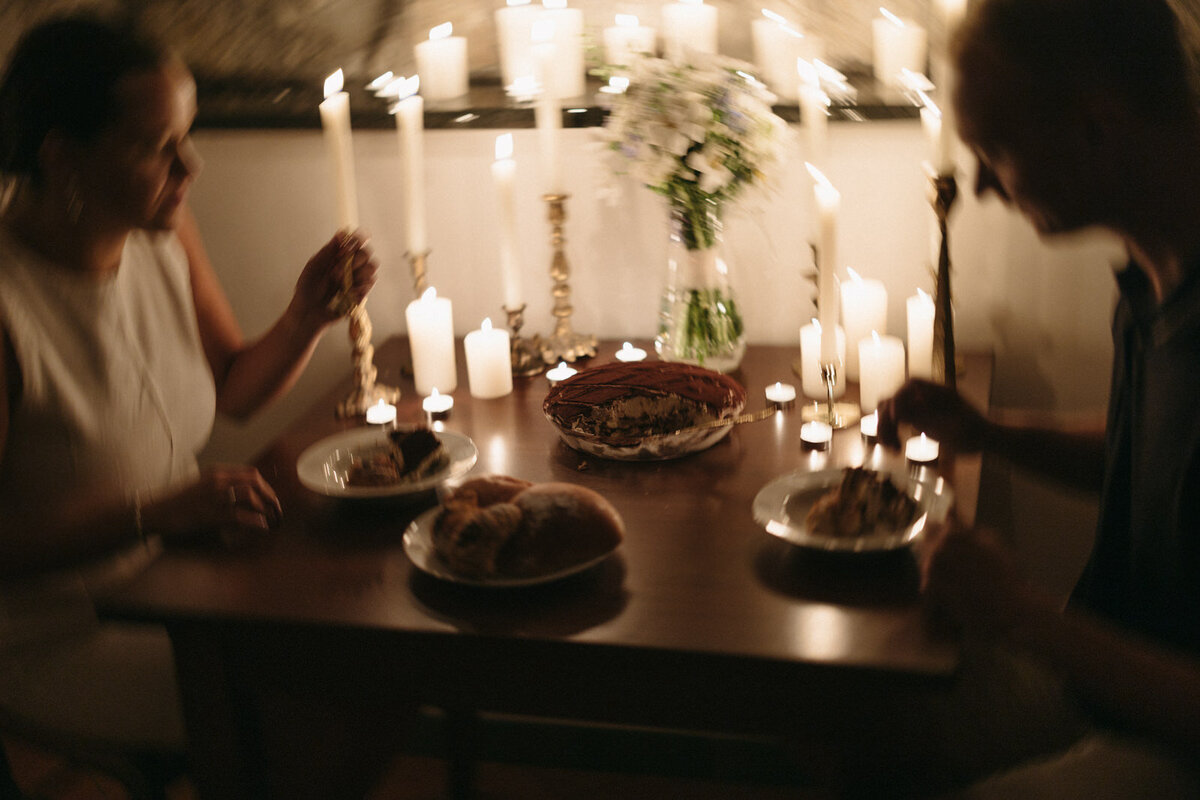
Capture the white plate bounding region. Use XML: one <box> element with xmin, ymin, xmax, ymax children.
<box><xmin>752</xmin><ymin>467</ymin><xmax>954</xmax><ymax>552</ymax></box>
<box><xmin>403</xmin><ymin>507</ymin><xmax>618</xmax><ymax>587</ymax></box>
<box><xmin>296</xmin><ymin>427</ymin><xmax>477</xmax><ymax>499</ymax></box>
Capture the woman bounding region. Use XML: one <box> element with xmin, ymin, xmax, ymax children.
<box><xmin>0</xmin><ymin>16</ymin><xmax>377</xmax><ymax>753</ymax></box>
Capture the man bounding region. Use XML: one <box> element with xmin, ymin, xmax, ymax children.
<box><xmin>878</xmin><ymin>0</ymin><xmax>1200</xmax><ymax>793</ymax></box>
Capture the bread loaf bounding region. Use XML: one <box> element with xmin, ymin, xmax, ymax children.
<box><xmin>432</xmin><ymin>476</ymin><xmax>623</xmax><ymax>579</ymax></box>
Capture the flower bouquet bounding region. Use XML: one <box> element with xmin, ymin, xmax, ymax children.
<box><xmin>603</xmin><ymin>54</ymin><xmax>786</xmax><ymax>371</ymax></box>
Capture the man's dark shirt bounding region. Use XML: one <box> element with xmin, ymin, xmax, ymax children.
<box><xmin>1070</xmin><ymin>260</ymin><xmax>1200</xmax><ymax>656</ymax></box>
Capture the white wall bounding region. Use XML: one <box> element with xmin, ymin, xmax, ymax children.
<box><xmin>191</xmin><ymin>120</ymin><xmax>1117</xmax><ymax>589</ymax></box>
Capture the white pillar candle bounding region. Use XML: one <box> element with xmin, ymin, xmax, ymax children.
<box><xmin>405</xmin><ymin>287</ymin><xmax>457</xmax><ymax>395</ymax></box>
<box><xmin>603</xmin><ymin>14</ymin><xmax>657</xmax><ymax>71</ymax></box>
<box><xmin>806</xmin><ymin>163</ymin><xmax>840</xmax><ymax>363</ymax></box>
<box><xmin>546</xmin><ymin>361</ymin><xmax>578</xmax><ymax>383</ymax></box>
<box><xmin>540</xmin><ymin>0</ymin><xmax>585</xmax><ymax>99</ymax></box>
<box><xmin>415</xmin><ymin>23</ymin><xmax>469</xmax><ymax>101</ymax></box>
<box><xmin>390</xmin><ymin>76</ymin><xmax>427</xmax><ymax>255</ymax></box>
<box><xmin>491</xmin><ymin>133</ymin><xmax>521</xmax><ymax>308</ymax></box>
<box><xmin>496</xmin><ymin>0</ymin><xmax>539</xmax><ymax>94</ymax></box>
<box><xmin>797</xmin><ymin>60</ymin><xmax>828</xmax><ymax>168</ymax></box>
<box><xmin>905</xmin><ymin>432</ymin><xmax>940</xmax><ymax>464</ymax></box>
<box><xmin>907</xmin><ymin>288</ymin><xmax>935</xmax><ymax>380</ymax></box>
<box><xmin>840</xmin><ymin>268</ymin><xmax>889</xmax><ymax>382</ymax></box>
<box><xmin>858</xmin><ymin>331</ymin><xmax>906</xmax><ymax>414</ymax></box>
<box><xmin>800</xmin><ymin>420</ymin><xmax>833</xmax><ymax>449</ymax></box>
<box><xmin>872</xmin><ymin>8</ymin><xmax>927</xmax><ymax>87</ymax></box>
<box><xmin>752</xmin><ymin>11</ymin><xmax>805</xmax><ymax>101</ymax></box>
<box><xmin>365</xmin><ymin>399</ymin><xmax>397</xmax><ymax>426</ymax></box>
<box><xmin>799</xmin><ymin>319</ymin><xmax>847</xmax><ymax>399</ymax></box>
<box><xmin>615</xmin><ymin>341</ymin><xmax>647</xmax><ymax>362</ymax></box>
<box><xmin>533</xmin><ymin>20</ymin><xmax>564</xmax><ymax>196</ymax></box>
<box><xmin>318</xmin><ymin>69</ymin><xmax>358</xmax><ymax>229</ymax></box>
<box><xmin>662</xmin><ymin>0</ymin><xmax>718</xmax><ymax>62</ymax></box>
<box><xmin>464</xmin><ymin>318</ymin><xmax>513</xmax><ymax>399</ymax></box>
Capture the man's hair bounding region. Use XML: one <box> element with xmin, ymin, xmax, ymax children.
<box><xmin>953</xmin><ymin>0</ymin><xmax>1199</xmax><ymax>121</ymax></box>
<box><xmin>0</xmin><ymin>15</ymin><xmax>167</xmax><ymax>181</ymax></box>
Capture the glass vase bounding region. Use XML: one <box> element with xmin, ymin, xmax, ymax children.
<box><xmin>655</xmin><ymin>205</ymin><xmax>746</xmax><ymax>373</ymax></box>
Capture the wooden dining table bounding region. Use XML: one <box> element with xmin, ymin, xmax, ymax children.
<box><xmin>99</xmin><ymin>337</ymin><xmax>992</xmax><ymax>799</ymax></box>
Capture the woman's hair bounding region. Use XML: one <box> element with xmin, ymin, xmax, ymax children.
<box><xmin>0</xmin><ymin>15</ymin><xmax>168</xmax><ymax>182</ymax></box>
<box><xmin>953</xmin><ymin>0</ymin><xmax>1199</xmax><ymax>123</ymax></box>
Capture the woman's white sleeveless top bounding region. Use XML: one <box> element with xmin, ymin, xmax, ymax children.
<box><xmin>0</xmin><ymin>225</ymin><xmax>216</xmax><ymax>649</ymax></box>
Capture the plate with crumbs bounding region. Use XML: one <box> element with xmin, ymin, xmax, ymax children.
<box><xmin>752</xmin><ymin>467</ymin><xmax>954</xmax><ymax>552</ymax></box>
<box><xmin>297</xmin><ymin>426</ymin><xmax>477</xmax><ymax>499</ymax></box>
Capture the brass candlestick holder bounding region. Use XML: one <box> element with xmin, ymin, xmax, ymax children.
<box><xmin>800</xmin><ymin>362</ymin><xmax>860</xmax><ymax>428</ymax></box>
<box><xmin>539</xmin><ymin>193</ymin><xmax>596</xmax><ymax>364</ymax></box>
<box><xmin>335</xmin><ymin>301</ymin><xmax>401</xmax><ymax>418</ymax></box>
<box><xmin>407</xmin><ymin>249</ymin><xmax>430</xmax><ymax>297</ymax></box>
<box><xmin>929</xmin><ymin>170</ymin><xmax>959</xmax><ymax>389</ymax></box>
<box><xmin>504</xmin><ymin>303</ymin><xmax>546</xmax><ymax>377</ymax></box>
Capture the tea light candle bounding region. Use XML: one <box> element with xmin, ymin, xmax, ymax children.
<box><xmin>907</xmin><ymin>288</ymin><xmax>935</xmax><ymax>379</ymax></box>
<box><xmin>422</xmin><ymin>387</ymin><xmax>454</xmax><ymax>422</ymax></box>
<box><xmin>872</xmin><ymin>8</ymin><xmax>927</xmax><ymax>88</ymax></box>
<box><xmin>465</xmin><ymin>318</ymin><xmax>513</xmax><ymax>399</ymax></box>
<box><xmin>840</xmin><ymin>268</ymin><xmax>888</xmax><ymax>382</ymax></box>
<box><xmin>390</xmin><ymin>76</ymin><xmax>427</xmax><ymax>255</ymax></box>
<box><xmin>546</xmin><ymin>361</ymin><xmax>577</xmax><ymax>383</ymax></box>
<box><xmin>415</xmin><ymin>23</ymin><xmax>469</xmax><ymax>101</ymax></box>
<box><xmin>799</xmin><ymin>319</ymin><xmax>846</xmax><ymax>399</ymax></box>
<box><xmin>905</xmin><ymin>432</ymin><xmax>940</xmax><ymax>465</ymax></box>
<box><xmin>615</xmin><ymin>341</ymin><xmax>647</xmax><ymax>362</ymax></box>
<box><xmin>496</xmin><ymin>0</ymin><xmax>539</xmax><ymax>94</ymax></box>
<box><xmin>662</xmin><ymin>0</ymin><xmax>718</xmax><ymax>61</ymax></box>
<box><xmin>405</xmin><ymin>287</ymin><xmax>457</xmax><ymax>395</ymax></box>
<box><xmin>318</xmin><ymin>69</ymin><xmax>358</xmax><ymax>229</ymax></box>
<box><xmin>800</xmin><ymin>420</ymin><xmax>833</xmax><ymax>450</ymax></box>
<box><xmin>860</xmin><ymin>410</ymin><xmax>878</xmax><ymax>441</ymax></box>
<box><xmin>765</xmin><ymin>381</ymin><xmax>797</xmax><ymax>409</ymax></box>
<box><xmin>858</xmin><ymin>331</ymin><xmax>906</xmax><ymax>414</ymax></box>
<box><xmin>603</xmin><ymin>14</ymin><xmax>656</xmax><ymax>71</ymax></box>
<box><xmin>365</xmin><ymin>399</ymin><xmax>397</xmax><ymax>426</ymax></box>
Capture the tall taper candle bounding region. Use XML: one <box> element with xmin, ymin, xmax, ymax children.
<box><xmin>391</xmin><ymin>76</ymin><xmax>427</xmax><ymax>254</ymax></box>
<box><xmin>318</xmin><ymin>69</ymin><xmax>358</xmax><ymax>229</ymax></box>
<box><xmin>533</xmin><ymin>20</ymin><xmax>563</xmax><ymax>195</ymax></box>
<box><xmin>806</xmin><ymin>163</ymin><xmax>841</xmax><ymax>364</ymax></box>
<box><xmin>492</xmin><ymin>133</ymin><xmax>521</xmax><ymax>308</ymax></box>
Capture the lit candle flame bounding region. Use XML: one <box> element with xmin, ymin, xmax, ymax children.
<box><xmin>871</xmin><ymin>330</ymin><xmax>882</xmax><ymax>345</ymax></box>
<box><xmin>805</xmin><ymin>162</ymin><xmax>840</xmax><ymax>206</ymax></box>
<box><xmin>880</xmin><ymin>7</ymin><xmax>905</xmax><ymax>27</ymax></box>
<box><xmin>367</xmin><ymin>72</ymin><xmax>394</xmax><ymax>93</ymax></box>
<box><xmin>543</xmin><ymin>0</ymin><xmax>567</xmax><ymax>8</ymax></box>
<box><xmin>323</xmin><ymin>69</ymin><xmax>344</xmax><ymax>98</ymax></box>
<box><xmin>848</xmin><ymin>267</ymin><xmax>864</xmax><ymax>283</ymax></box>
<box><xmin>495</xmin><ymin>132</ymin><xmax>514</xmax><ymax>160</ymax></box>
<box><xmin>917</xmin><ymin>287</ymin><xmax>932</xmax><ymax>303</ymax></box>
<box><xmin>430</xmin><ymin>22</ymin><xmax>453</xmax><ymax>40</ymax></box>
<box><xmin>762</xmin><ymin>8</ymin><xmax>787</xmax><ymax>24</ymax></box>
<box><xmin>481</xmin><ymin>317</ymin><xmax>493</xmax><ymax>332</ymax></box>
<box><xmin>421</xmin><ymin>286</ymin><xmax>438</xmax><ymax>302</ymax></box>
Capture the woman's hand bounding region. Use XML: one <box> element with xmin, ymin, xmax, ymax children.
<box><xmin>918</xmin><ymin>521</ymin><xmax>1049</xmax><ymax>636</ymax></box>
<box><xmin>142</xmin><ymin>465</ymin><xmax>283</xmax><ymax>546</ymax></box>
<box><xmin>876</xmin><ymin>378</ymin><xmax>992</xmax><ymax>451</ymax></box>
<box><xmin>291</xmin><ymin>229</ymin><xmax>379</xmax><ymax>327</ymax></box>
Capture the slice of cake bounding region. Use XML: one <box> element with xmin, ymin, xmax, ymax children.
<box><xmin>346</xmin><ymin>427</ymin><xmax>447</xmax><ymax>487</ymax></box>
